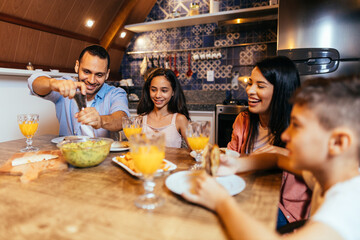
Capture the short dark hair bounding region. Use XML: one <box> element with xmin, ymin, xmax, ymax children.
<box><xmin>78</xmin><ymin>45</ymin><xmax>110</xmax><ymax>69</ymax></box>
<box><xmin>245</xmin><ymin>56</ymin><xmax>301</xmax><ymax>152</ymax></box>
<box><xmin>292</xmin><ymin>75</ymin><xmax>360</xmax><ymax>158</ymax></box>
<box><xmin>137</xmin><ymin>68</ymin><xmax>190</xmax><ymax>120</ymax></box>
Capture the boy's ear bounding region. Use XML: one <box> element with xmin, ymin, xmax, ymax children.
<box><xmin>328</xmin><ymin>128</ymin><xmax>352</xmax><ymax>156</ymax></box>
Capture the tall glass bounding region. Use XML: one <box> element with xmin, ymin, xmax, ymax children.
<box><xmin>186</xmin><ymin>121</ymin><xmax>211</xmax><ymax>168</ymax></box>
<box><xmin>17</xmin><ymin>114</ymin><xmax>39</xmax><ymax>152</ymax></box>
<box><xmin>130</xmin><ymin>132</ymin><xmax>165</xmax><ymax>210</ymax></box>
<box><xmin>122</xmin><ymin>116</ymin><xmax>143</xmax><ymax>140</ymax></box>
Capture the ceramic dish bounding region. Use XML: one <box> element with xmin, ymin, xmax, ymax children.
<box><xmin>112</xmin><ymin>156</ymin><xmax>177</xmax><ymax>177</ymax></box>
<box><xmin>165</xmin><ymin>170</ymin><xmax>246</xmax><ymax>196</ymax></box>
<box><xmin>110</xmin><ymin>141</ymin><xmax>130</xmax><ymax>152</ymax></box>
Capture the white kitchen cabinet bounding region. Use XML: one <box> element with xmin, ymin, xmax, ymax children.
<box><xmin>128</xmin><ymin>109</ymin><xmax>215</xmax><ymax>144</ymax></box>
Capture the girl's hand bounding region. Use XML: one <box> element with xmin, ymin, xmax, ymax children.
<box><xmin>182</xmin><ymin>172</ymin><xmax>230</xmax><ymax>211</ymax></box>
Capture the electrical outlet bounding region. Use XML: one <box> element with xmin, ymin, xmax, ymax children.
<box><xmin>207</xmin><ymin>70</ymin><xmax>214</xmax><ymax>82</ymax></box>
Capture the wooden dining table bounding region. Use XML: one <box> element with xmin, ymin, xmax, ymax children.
<box><xmin>0</xmin><ymin>135</ymin><xmax>282</xmax><ymax>240</ymax></box>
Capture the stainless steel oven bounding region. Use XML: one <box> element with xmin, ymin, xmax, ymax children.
<box><xmin>215</xmin><ymin>104</ymin><xmax>248</xmax><ymax>147</ymax></box>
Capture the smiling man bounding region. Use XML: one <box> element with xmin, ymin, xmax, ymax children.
<box><xmin>28</xmin><ymin>45</ymin><xmax>129</xmax><ymax>138</ymax></box>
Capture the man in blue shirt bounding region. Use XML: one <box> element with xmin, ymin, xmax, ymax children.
<box><xmin>28</xmin><ymin>45</ymin><xmax>129</xmax><ymax>138</ymax></box>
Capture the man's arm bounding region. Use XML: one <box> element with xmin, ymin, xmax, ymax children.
<box><xmin>100</xmin><ymin>110</ymin><xmax>128</xmax><ymax>131</ymax></box>
<box><xmin>32</xmin><ymin>76</ymin><xmax>86</xmax><ymax>98</ymax></box>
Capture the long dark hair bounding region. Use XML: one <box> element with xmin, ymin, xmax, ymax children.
<box><xmin>245</xmin><ymin>56</ymin><xmax>300</xmax><ymax>153</ymax></box>
<box><xmin>137</xmin><ymin>68</ymin><xmax>190</xmax><ymax>120</ymax></box>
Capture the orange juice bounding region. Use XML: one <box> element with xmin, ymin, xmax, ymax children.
<box><xmin>187</xmin><ymin>136</ymin><xmax>209</xmax><ymax>151</ymax></box>
<box><xmin>123</xmin><ymin>127</ymin><xmax>142</xmax><ymax>139</ymax></box>
<box><xmin>132</xmin><ymin>145</ymin><xmax>165</xmax><ymax>175</ymax></box>
<box><xmin>18</xmin><ymin>122</ymin><xmax>39</xmax><ymax>138</ymax></box>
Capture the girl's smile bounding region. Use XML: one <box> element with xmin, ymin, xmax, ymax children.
<box><xmin>150</xmin><ymin>76</ymin><xmax>174</xmax><ymax>109</ymax></box>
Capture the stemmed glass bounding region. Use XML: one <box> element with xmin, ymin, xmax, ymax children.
<box><xmin>129</xmin><ymin>132</ymin><xmax>165</xmax><ymax>209</ymax></box>
<box><xmin>122</xmin><ymin>116</ymin><xmax>143</xmax><ymax>140</ymax></box>
<box><xmin>186</xmin><ymin>120</ymin><xmax>211</xmax><ymax>169</ymax></box>
<box><xmin>17</xmin><ymin>114</ymin><xmax>39</xmax><ymax>152</ymax></box>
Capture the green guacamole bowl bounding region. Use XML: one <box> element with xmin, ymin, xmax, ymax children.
<box><xmin>57</xmin><ymin>137</ymin><xmax>113</xmax><ymax>168</ymax></box>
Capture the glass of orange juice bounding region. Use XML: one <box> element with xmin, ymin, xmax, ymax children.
<box><xmin>122</xmin><ymin>116</ymin><xmax>143</xmax><ymax>140</ymax></box>
<box><xmin>186</xmin><ymin>121</ymin><xmax>211</xmax><ymax>168</ymax></box>
<box><xmin>129</xmin><ymin>132</ymin><xmax>165</xmax><ymax>209</ymax></box>
<box><xmin>17</xmin><ymin>114</ymin><xmax>39</xmax><ymax>152</ymax></box>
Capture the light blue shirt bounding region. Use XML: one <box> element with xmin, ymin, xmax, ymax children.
<box><xmin>28</xmin><ymin>73</ymin><xmax>130</xmax><ymax>138</ymax></box>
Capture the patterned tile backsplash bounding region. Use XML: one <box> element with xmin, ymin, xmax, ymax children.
<box><xmin>119</xmin><ymin>0</ymin><xmax>277</xmax><ymax>103</ymax></box>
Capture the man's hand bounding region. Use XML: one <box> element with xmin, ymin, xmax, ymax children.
<box><xmin>49</xmin><ymin>79</ymin><xmax>86</xmax><ymax>99</ymax></box>
<box><xmin>75</xmin><ymin>107</ymin><xmax>102</xmax><ymax>129</ymax></box>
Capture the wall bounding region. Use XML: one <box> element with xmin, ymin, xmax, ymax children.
<box><xmin>0</xmin><ymin>75</ymin><xmax>59</xmax><ymax>142</ymax></box>
<box><xmin>120</xmin><ymin>0</ymin><xmax>277</xmax><ymax>102</ymax></box>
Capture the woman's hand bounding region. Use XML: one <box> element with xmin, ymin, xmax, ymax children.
<box><xmin>216</xmin><ymin>154</ymin><xmax>240</xmax><ymax>176</ymax></box>
<box><xmin>182</xmin><ymin>172</ymin><xmax>230</xmax><ymax>211</ymax></box>
<box><xmin>253</xmin><ymin>145</ymin><xmax>289</xmax><ymax>156</ymax></box>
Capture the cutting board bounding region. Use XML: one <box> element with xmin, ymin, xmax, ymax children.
<box><xmin>0</xmin><ymin>150</ymin><xmax>68</xmax><ymax>183</ymax></box>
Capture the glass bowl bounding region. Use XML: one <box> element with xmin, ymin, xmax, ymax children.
<box><xmin>57</xmin><ymin>137</ymin><xmax>113</xmax><ymax>168</ymax></box>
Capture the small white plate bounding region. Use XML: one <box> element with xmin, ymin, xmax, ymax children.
<box><xmin>112</xmin><ymin>156</ymin><xmax>177</xmax><ymax>177</ymax></box>
<box><xmin>110</xmin><ymin>141</ymin><xmax>129</xmax><ymax>152</ymax></box>
<box><xmin>51</xmin><ymin>136</ymin><xmax>65</xmax><ymax>144</ymax></box>
<box><xmin>190</xmin><ymin>150</ymin><xmax>197</xmax><ymax>158</ymax></box>
<box><xmin>51</xmin><ymin>136</ymin><xmax>89</xmax><ymax>144</ymax></box>
<box><xmin>165</xmin><ymin>171</ymin><xmax>246</xmax><ymax>196</ymax></box>
<box><xmin>110</xmin><ymin>147</ymin><xmax>129</xmax><ymax>152</ymax></box>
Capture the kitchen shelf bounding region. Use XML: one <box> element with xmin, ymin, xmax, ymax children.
<box><xmin>126</xmin><ymin>41</ymin><xmax>277</xmax><ymax>55</ymax></box>
<box><xmin>0</xmin><ymin>67</ymin><xmax>77</xmax><ymax>77</ymax></box>
<box><xmin>124</xmin><ymin>5</ymin><xmax>278</xmax><ymax>33</ymax></box>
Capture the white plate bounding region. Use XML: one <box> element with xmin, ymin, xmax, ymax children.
<box><xmin>51</xmin><ymin>137</ymin><xmax>65</xmax><ymax>144</ymax></box>
<box><xmin>112</xmin><ymin>156</ymin><xmax>177</xmax><ymax>177</ymax></box>
<box><xmin>110</xmin><ymin>141</ymin><xmax>129</xmax><ymax>152</ymax></box>
<box><xmin>190</xmin><ymin>150</ymin><xmax>197</xmax><ymax>158</ymax></box>
<box><xmin>51</xmin><ymin>136</ymin><xmax>89</xmax><ymax>144</ymax></box>
<box><xmin>165</xmin><ymin>171</ymin><xmax>246</xmax><ymax>196</ymax></box>
<box><xmin>110</xmin><ymin>146</ymin><xmax>129</xmax><ymax>152</ymax></box>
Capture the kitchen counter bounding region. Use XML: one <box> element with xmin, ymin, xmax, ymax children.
<box><xmin>128</xmin><ymin>101</ymin><xmax>216</xmax><ymax>112</ymax></box>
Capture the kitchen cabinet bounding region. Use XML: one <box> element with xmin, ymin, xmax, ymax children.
<box><xmin>125</xmin><ymin>5</ymin><xmax>278</xmax><ymax>33</ymax></box>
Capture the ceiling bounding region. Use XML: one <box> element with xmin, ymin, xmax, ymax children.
<box><xmin>0</xmin><ymin>0</ymin><xmax>156</xmax><ymax>78</ymax></box>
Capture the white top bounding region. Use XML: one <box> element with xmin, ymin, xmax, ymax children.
<box><xmin>79</xmin><ymin>99</ymin><xmax>95</xmax><ymax>137</ymax></box>
<box><xmin>311</xmin><ymin>175</ymin><xmax>360</xmax><ymax>240</ymax></box>
<box><xmin>253</xmin><ymin>124</ymin><xmax>273</xmax><ymax>152</ymax></box>
<box><xmin>142</xmin><ymin>113</ymin><xmax>182</xmax><ymax>148</ymax></box>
